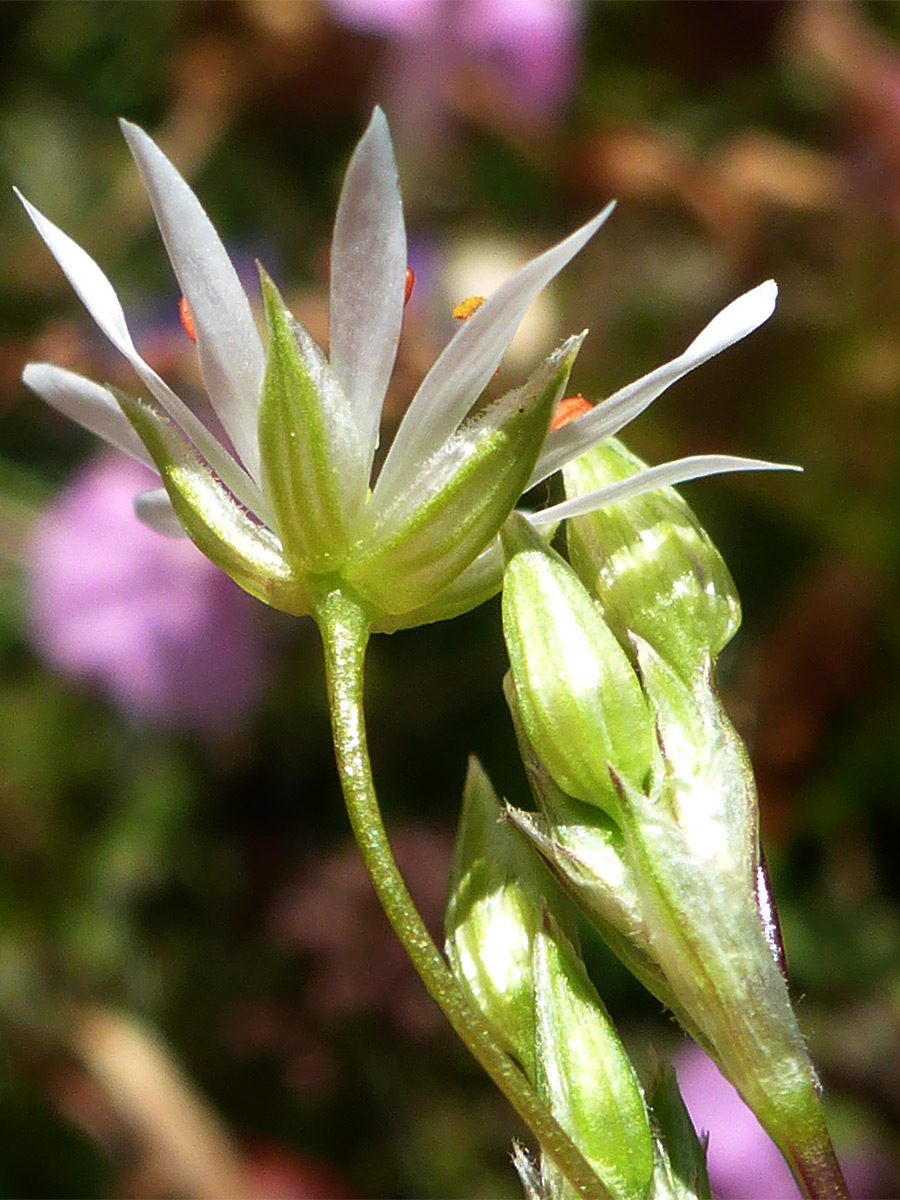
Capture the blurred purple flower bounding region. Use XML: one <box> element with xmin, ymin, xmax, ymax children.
<box><xmin>29</xmin><ymin>454</ymin><xmax>271</xmax><ymax>733</ymax></box>
<box><xmin>674</xmin><ymin>1042</ymin><xmax>890</xmax><ymax>1200</ymax></box>
<box><xmin>673</xmin><ymin>1042</ymin><xmax>801</xmax><ymax>1199</ymax></box>
<box><xmin>329</xmin><ymin>0</ymin><xmax>581</xmax><ymax>123</ymax></box>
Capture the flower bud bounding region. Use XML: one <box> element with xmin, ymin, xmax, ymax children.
<box><xmin>564</xmin><ymin>439</ymin><xmax>740</xmax><ymax>685</ymax></box>
<box><xmin>533</xmin><ymin>917</ymin><xmax>654</xmax><ymax>1200</ymax></box>
<box><xmin>444</xmin><ymin>757</ymin><xmax>575</xmax><ymax>1077</ymax></box>
<box><xmin>501</xmin><ymin>514</ymin><xmax>655</xmax><ymax>820</ymax></box>
<box><xmin>502</xmin><ymin>467</ymin><xmax>843</xmax><ymax>1195</ymax></box>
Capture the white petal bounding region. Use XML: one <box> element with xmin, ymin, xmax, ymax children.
<box><xmin>329</xmin><ymin>107</ymin><xmax>406</xmax><ymax>477</ymax></box>
<box><xmin>17</xmin><ymin>191</ymin><xmax>271</xmax><ymax>524</ymax></box>
<box><xmin>528</xmin><ymin>452</ymin><xmax>800</xmax><ymax>528</ymax></box>
<box><xmin>16</xmin><ymin>189</ymin><xmax>134</xmax><ymax>355</ymax></box>
<box><xmin>374</xmin><ymin>202</ymin><xmax>616</xmax><ymax>507</ymax></box>
<box><xmin>120</xmin><ymin>121</ymin><xmax>265</xmax><ymax>480</ymax></box>
<box><xmin>22</xmin><ymin>363</ymin><xmax>155</xmax><ymax>470</ymax></box>
<box><xmin>530</xmin><ymin>281</ymin><xmax>779</xmax><ymax>487</ymax></box>
<box><xmin>134</xmin><ymin>488</ymin><xmax>187</xmax><ymax>537</ymax></box>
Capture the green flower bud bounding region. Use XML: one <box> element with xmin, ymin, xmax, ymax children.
<box><xmin>533</xmin><ymin>918</ymin><xmax>654</xmax><ymax>1200</ymax></box>
<box><xmin>444</xmin><ymin>757</ymin><xmax>576</xmax><ymax>1077</ymax></box>
<box><xmin>501</xmin><ymin>514</ymin><xmax>655</xmax><ymax>820</ymax></box>
<box><xmin>502</xmin><ymin>479</ymin><xmax>843</xmax><ymax>1196</ymax></box>
<box><xmin>564</xmin><ymin>439</ymin><xmax>740</xmax><ymax>685</ymax></box>
<box><xmin>503</xmin><ymin>675</ymin><xmax>712</xmax><ymax>1053</ymax></box>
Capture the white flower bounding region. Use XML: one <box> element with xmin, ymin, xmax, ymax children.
<box><xmin>19</xmin><ymin>108</ymin><xmax>787</xmax><ymax>631</ymax></box>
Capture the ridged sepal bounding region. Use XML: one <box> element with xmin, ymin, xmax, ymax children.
<box><xmin>258</xmin><ymin>269</ymin><xmax>365</xmax><ymax>573</ymax></box>
<box><xmin>113</xmin><ymin>387</ymin><xmax>309</xmax><ymax>615</ymax></box>
<box><xmin>349</xmin><ymin>335</ymin><xmax>583</xmax><ymax>618</ymax></box>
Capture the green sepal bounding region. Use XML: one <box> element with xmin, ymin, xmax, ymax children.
<box><xmin>348</xmin><ymin>334</ymin><xmax>584</xmax><ymax>618</ymax></box>
<box><xmin>501</xmin><ymin>513</ymin><xmax>655</xmax><ymax>820</ymax></box>
<box><xmin>533</xmin><ymin>917</ymin><xmax>655</xmax><ymax>1200</ymax></box>
<box><xmin>372</xmin><ymin>540</ymin><xmax>503</xmax><ymax>633</ymax></box>
<box><xmin>612</xmin><ymin>701</ymin><xmax>825</xmax><ymax>1174</ymax></box>
<box><xmin>503</xmin><ymin>674</ymin><xmax>711</xmax><ymax>1049</ymax></box>
<box><xmin>444</xmin><ymin>758</ymin><xmax>577</xmax><ymax>1078</ymax></box>
<box><xmin>113</xmin><ymin>388</ymin><xmax>309</xmax><ymax>616</ymax></box>
<box><xmin>646</xmin><ymin>1064</ymin><xmax>711</xmax><ymax>1200</ymax></box>
<box><xmin>633</xmin><ymin>633</ymin><xmax>757</xmax><ymax>891</ymax></box>
<box><xmin>504</xmin><ymin>797</ymin><xmax>692</xmax><ymax>1042</ymax></box>
<box><xmin>258</xmin><ymin>268</ymin><xmax>364</xmax><ymax>573</ymax></box>
<box><xmin>564</xmin><ymin>439</ymin><xmax>740</xmax><ymax>685</ymax></box>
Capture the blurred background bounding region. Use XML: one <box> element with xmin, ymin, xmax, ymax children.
<box><xmin>1</xmin><ymin>1</ymin><xmax>899</xmax><ymax>1196</ymax></box>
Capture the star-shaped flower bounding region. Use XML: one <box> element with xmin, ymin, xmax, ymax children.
<box><xmin>19</xmin><ymin>108</ymin><xmax>785</xmax><ymax>632</ymax></box>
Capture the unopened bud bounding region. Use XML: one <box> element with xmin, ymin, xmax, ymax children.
<box><xmin>564</xmin><ymin>439</ymin><xmax>740</xmax><ymax>684</ymax></box>
<box><xmin>501</xmin><ymin>514</ymin><xmax>655</xmax><ymax>820</ymax></box>
<box><xmin>533</xmin><ymin>918</ymin><xmax>654</xmax><ymax>1200</ymax></box>
<box><xmin>444</xmin><ymin>758</ymin><xmax>575</xmax><ymax>1077</ymax></box>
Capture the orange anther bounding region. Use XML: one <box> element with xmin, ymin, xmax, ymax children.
<box><xmin>550</xmin><ymin>395</ymin><xmax>592</xmax><ymax>432</ymax></box>
<box><xmin>404</xmin><ymin>267</ymin><xmax>415</xmax><ymax>306</ymax></box>
<box><xmin>179</xmin><ymin>295</ymin><xmax>197</xmax><ymax>343</ymax></box>
<box><xmin>452</xmin><ymin>295</ymin><xmax>486</xmax><ymax>321</ymax></box>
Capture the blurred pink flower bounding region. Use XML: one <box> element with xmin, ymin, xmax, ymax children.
<box><xmin>330</xmin><ymin>0</ymin><xmax>581</xmax><ymax>120</ymax></box>
<box><xmin>674</xmin><ymin>1042</ymin><xmax>890</xmax><ymax>1200</ymax></box>
<box><xmin>673</xmin><ymin>1042</ymin><xmax>801</xmax><ymax>1199</ymax></box>
<box><xmin>29</xmin><ymin>454</ymin><xmax>271</xmax><ymax>732</ymax></box>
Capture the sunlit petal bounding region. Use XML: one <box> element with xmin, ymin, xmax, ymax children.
<box><xmin>528</xmin><ymin>453</ymin><xmax>799</xmax><ymax>528</ymax></box>
<box><xmin>375</xmin><ymin>202</ymin><xmax>616</xmax><ymax>506</ymax></box>
<box><xmin>529</xmin><ymin>282</ymin><xmax>778</xmax><ymax>488</ymax></box>
<box><xmin>120</xmin><ymin>121</ymin><xmax>266</xmax><ymax>480</ymax></box>
<box><xmin>23</xmin><ymin>363</ymin><xmax>155</xmax><ymax>469</ymax></box>
<box><xmin>16</xmin><ymin>191</ymin><xmax>270</xmax><ymax>523</ymax></box>
<box><xmin>329</xmin><ymin>106</ymin><xmax>406</xmax><ymax>478</ymax></box>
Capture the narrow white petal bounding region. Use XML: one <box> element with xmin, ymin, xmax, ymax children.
<box><xmin>17</xmin><ymin>192</ymin><xmax>271</xmax><ymax>523</ymax></box>
<box><xmin>530</xmin><ymin>281</ymin><xmax>779</xmax><ymax>487</ymax></box>
<box><xmin>134</xmin><ymin>488</ymin><xmax>187</xmax><ymax>537</ymax></box>
<box><xmin>120</xmin><ymin>121</ymin><xmax>265</xmax><ymax>480</ymax></box>
<box><xmin>23</xmin><ymin>363</ymin><xmax>155</xmax><ymax>470</ymax></box>
<box><xmin>375</xmin><ymin>202</ymin><xmax>616</xmax><ymax>507</ymax></box>
<box><xmin>528</xmin><ymin>454</ymin><xmax>800</xmax><ymax>528</ymax></box>
<box><xmin>17</xmin><ymin>189</ymin><xmax>134</xmax><ymax>356</ymax></box>
<box><xmin>329</xmin><ymin>107</ymin><xmax>406</xmax><ymax>476</ymax></box>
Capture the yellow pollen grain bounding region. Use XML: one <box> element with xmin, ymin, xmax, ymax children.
<box><xmin>452</xmin><ymin>295</ymin><xmax>486</xmax><ymax>321</ymax></box>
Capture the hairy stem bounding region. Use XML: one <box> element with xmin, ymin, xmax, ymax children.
<box><xmin>315</xmin><ymin>583</ymin><xmax>609</xmax><ymax>1200</ymax></box>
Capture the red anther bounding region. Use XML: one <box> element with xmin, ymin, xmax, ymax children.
<box><xmin>404</xmin><ymin>267</ymin><xmax>415</xmax><ymax>306</ymax></box>
<box><xmin>550</xmin><ymin>395</ymin><xmax>593</xmax><ymax>432</ymax></box>
<box><xmin>179</xmin><ymin>295</ymin><xmax>197</xmax><ymax>343</ymax></box>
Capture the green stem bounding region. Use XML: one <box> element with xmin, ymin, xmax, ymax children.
<box><xmin>315</xmin><ymin>583</ymin><xmax>609</xmax><ymax>1200</ymax></box>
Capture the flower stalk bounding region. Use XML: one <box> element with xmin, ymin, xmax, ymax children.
<box><xmin>313</xmin><ymin>582</ymin><xmax>611</xmax><ymax>1200</ymax></box>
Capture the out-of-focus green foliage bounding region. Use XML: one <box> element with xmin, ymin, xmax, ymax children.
<box><xmin>1</xmin><ymin>1</ymin><xmax>900</xmax><ymax>1195</ymax></box>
